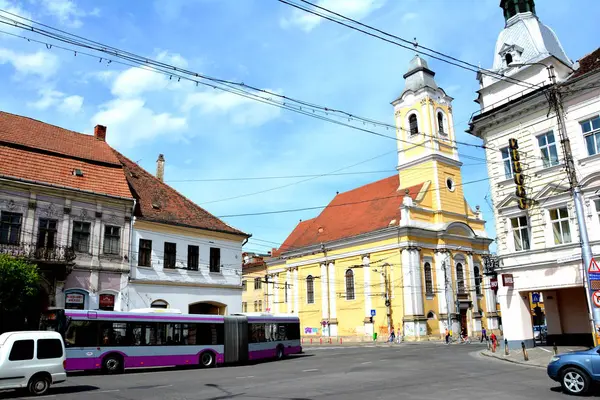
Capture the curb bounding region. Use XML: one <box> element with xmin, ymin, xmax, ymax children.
<box><xmin>479</xmin><ymin>350</ymin><xmax>546</xmax><ymax>369</ymax></box>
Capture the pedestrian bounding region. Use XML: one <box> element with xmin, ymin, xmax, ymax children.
<box><xmin>480</xmin><ymin>326</ymin><xmax>488</xmax><ymax>343</ymax></box>
<box><xmin>396</xmin><ymin>325</ymin><xmax>402</xmax><ymax>343</ymax></box>
<box><xmin>490</xmin><ymin>331</ymin><xmax>497</xmax><ymax>351</ymax></box>
<box><xmin>389</xmin><ymin>328</ymin><xmax>395</xmax><ymax>343</ymax></box>
<box><xmin>444</xmin><ymin>327</ymin><xmax>450</xmax><ymax>344</ymax></box>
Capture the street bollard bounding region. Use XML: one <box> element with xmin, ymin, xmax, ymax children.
<box><xmin>486</xmin><ymin>338</ymin><xmax>490</xmax><ymax>351</ymax></box>
<box><xmin>340</xmin><ymin>338</ymin><xmax>343</xmax><ymax>344</ymax></box>
<box><xmin>504</xmin><ymin>338</ymin><xmax>509</xmax><ymax>355</ymax></box>
<box><xmin>320</xmin><ymin>338</ymin><xmax>322</xmax><ymax>345</ymax></box>
<box><xmin>553</xmin><ymin>342</ymin><xmax>558</xmax><ymax>355</ymax></box>
<box><xmin>492</xmin><ymin>339</ymin><xmax>496</xmax><ymax>353</ymax></box>
<box><xmin>310</xmin><ymin>338</ymin><xmax>313</xmax><ymax>344</ymax></box>
<box><xmin>329</xmin><ymin>338</ymin><xmax>332</xmax><ymax>344</ymax></box>
<box><xmin>521</xmin><ymin>341</ymin><xmax>529</xmax><ymax>361</ymax></box>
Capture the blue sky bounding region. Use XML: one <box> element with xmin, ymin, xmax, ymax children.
<box><xmin>0</xmin><ymin>0</ymin><xmax>598</xmax><ymax>254</ymax></box>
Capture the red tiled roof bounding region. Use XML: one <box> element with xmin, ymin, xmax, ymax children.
<box><xmin>276</xmin><ymin>175</ymin><xmax>423</xmax><ymax>253</ymax></box>
<box><xmin>0</xmin><ymin>111</ymin><xmax>121</xmax><ymax>165</ymax></box>
<box><xmin>572</xmin><ymin>47</ymin><xmax>600</xmax><ymax>78</ymax></box>
<box><xmin>114</xmin><ymin>151</ymin><xmax>249</xmax><ymax>237</ymax></box>
<box><xmin>0</xmin><ymin>111</ymin><xmax>132</xmax><ymax>199</ymax></box>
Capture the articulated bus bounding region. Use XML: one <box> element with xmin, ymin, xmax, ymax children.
<box><xmin>40</xmin><ymin>309</ymin><xmax>301</xmax><ymax>373</ymax></box>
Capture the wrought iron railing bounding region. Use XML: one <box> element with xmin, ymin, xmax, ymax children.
<box><xmin>0</xmin><ymin>242</ymin><xmax>76</xmax><ymax>263</ymax></box>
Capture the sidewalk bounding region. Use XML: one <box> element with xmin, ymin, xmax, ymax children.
<box><xmin>301</xmin><ymin>337</ymin><xmax>488</xmax><ymax>347</ymax></box>
<box><xmin>481</xmin><ymin>345</ymin><xmax>587</xmax><ymax>367</ymax></box>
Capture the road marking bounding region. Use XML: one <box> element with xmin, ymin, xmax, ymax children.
<box><xmin>22</xmin><ymin>396</ymin><xmax>55</xmax><ymax>400</ymax></box>
<box><xmin>380</xmin><ymin>359</ymin><xmax>388</xmax><ymax>361</ymax></box>
<box><xmin>155</xmin><ymin>385</ymin><xmax>174</xmax><ymax>389</ymax></box>
<box><xmin>539</xmin><ymin>347</ymin><xmax>552</xmax><ymax>353</ymax></box>
<box><xmin>236</xmin><ymin>376</ymin><xmax>255</xmax><ymax>379</ymax></box>
<box><xmin>360</xmin><ymin>361</ymin><xmax>372</xmax><ymax>365</ymax></box>
<box><xmin>98</xmin><ymin>390</ymin><xmax>120</xmax><ymax>393</ymax></box>
<box><xmin>302</xmin><ymin>368</ymin><xmax>319</xmax><ymax>372</ymax></box>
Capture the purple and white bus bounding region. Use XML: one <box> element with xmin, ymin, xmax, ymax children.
<box><xmin>40</xmin><ymin>309</ymin><xmax>301</xmax><ymax>373</ymax></box>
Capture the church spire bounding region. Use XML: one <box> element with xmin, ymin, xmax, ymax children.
<box><xmin>500</xmin><ymin>0</ymin><xmax>536</xmax><ymax>22</ymax></box>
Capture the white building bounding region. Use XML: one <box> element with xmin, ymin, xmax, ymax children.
<box><xmin>0</xmin><ymin>113</ymin><xmax>134</xmax><ymax>321</ymax></box>
<box><xmin>468</xmin><ymin>0</ymin><xmax>600</xmax><ymax>347</ymax></box>
<box><xmin>115</xmin><ymin>153</ymin><xmax>250</xmax><ymax>315</ymax></box>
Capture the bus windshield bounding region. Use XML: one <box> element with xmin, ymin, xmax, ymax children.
<box><xmin>39</xmin><ymin>309</ymin><xmax>67</xmax><ymax>335</ymax></box>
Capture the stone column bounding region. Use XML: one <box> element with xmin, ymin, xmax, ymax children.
<box><xmin>286</xmin><ymin>269</ymin><xmax>292</xmax><ymax>314</ymax></box>
<box><xmin>402</xmin><ymin>248</ymin><xmax>427</xmax><ymax>340</ymax></box>
<box><xmin>434</xmin><ymin>250</ymin><xmax>449</xmax><ymax>334</ymax></box>
<box><xmin>320</xmin><ymin>263</ymin><xmax>328</xmax><ymax>322</ymax></box>
<box><xmin>293</xmin><ymin>268</ymin><xmax>299</xmax><ymax>315</ymax></box>
<box><xmin>328</xmin><ymin>262</ymin><xmax>338</xmax><ymax>336</ymax></box>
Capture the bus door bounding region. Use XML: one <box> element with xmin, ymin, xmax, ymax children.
<box><xmin>223</xmin><ymin>316</ymin><xmax>248</xmax><ymax>363</ymax></box>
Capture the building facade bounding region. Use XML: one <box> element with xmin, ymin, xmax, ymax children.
<box><xmin>0</xmin><ymin>112</ymin><xmax>134</xmax><ymax>319</ymax></box>
<box><xmin>116</xmin><ymin>153</ymin><xmax>250</xmax><ymax>315</ymax></box>
<box><xmin>267</xmin><ymin>57</ymin><xmax>495</xmax><ymax>341</ymax></box>
<box><xmin>242</xmin><ymin>252</ymin><xmax>269</xmax><ymax>313</ymax></box>
<box><xmin>468</xmin><ymin>0</ymin><xmax>600</xmax><ymax>347</ymax></box>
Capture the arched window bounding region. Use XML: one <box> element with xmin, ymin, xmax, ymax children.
<box><xmin>151</xmin><ymin>299</ymin><xmax>168</xmax><ymax>309</ymax></box>
<box><xmin>474</xmin><ymin>266</ymin><xmax>482</xmax><ymax>296</ymax></box>
<box><xmin>424</xmin><ymin>262</ymin><xmax>433</xmax><ymax>296</ymax></box>
<box><xmin>409</xmin><ymin>114</ymin><xmax>419</xmax><ymax>135</ymax></box>
<box><xmin>345</xmin><ymin>269</ymin><xmax>355</xmax><ymax>300</ymax></box>
<box><xmin>306</xmin><ymin>275</ymin><xmax>315</xmax><ymax>304</ymax></box>
<box><xmin>427</xmin><ymin>311</ymin><xmax>436</xmax><ymax>319</ymax></box>
<box><xmin>456</xmin><ymin>263</ymin><xmax>465</xmax><ymax>294</ymax></box>
<box><xmin>284</xmin><ymin>282</ymin><xmax>288</xmax><ymax>303</ymax></box>
<box><xmin>437</xmin><ymin>112</ymin><xmax>444</xmax><ymax>134</ymax></box>
<box><xmin>505</xmin><ymin>53</ymin><xmax>513</xmax><ymax>66</ymax></box>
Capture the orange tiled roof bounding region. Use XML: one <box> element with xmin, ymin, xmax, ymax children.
<box><xmin>114</xmin><ymin>151</ymin><xmax>249</xmax><ymax>237</ymax></box>
<box><xmin>276</xmin><ymin>175</ymin><xmax>423</xmax><ymax>253</ymax></box>
<box><xmin>572</xmin><ymin>47</ymin><xmax>600</xmax><ymax>78</ymax></box>
<box><xmin>0</xmin><ymin>112</ymin><xmax>132</xmax><ymax>199</ymax></box>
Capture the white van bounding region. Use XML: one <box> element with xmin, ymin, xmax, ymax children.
<box><xmin>0</xmin><ymin>331</ymin><xmax>67</xmax><ymax>395</ymax></box>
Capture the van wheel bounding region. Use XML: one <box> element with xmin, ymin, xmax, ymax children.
<box><xmin>561</xmin><ymin>367</ymin><xmax>590</xmax><ymax>395</ymax></box>
<box><xmin>200</xmin><ymin>351</ymin><xmax>215</xmax><ymax>368</ymax></box>
<box><xmin>276</xmin><ymin>346</ymin><xmax>284</xmax><ymax>361</ymax></box>
<box><xmin>28</xmin><ymin>375</ymin><xmax>50</xmax><ymax>396</ymax></box>
<box><xmin>103</xmin><ymin>354</ymin><xmax>124</xmax><ymax>374</ymax></box>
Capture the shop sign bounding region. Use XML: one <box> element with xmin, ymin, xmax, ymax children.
<box><xmin>490</xmin><ymin>277</ymin><xmax>498</xmax><ymax>293</ymax></box>
<box><xmin>99</xmin><ymin>294</ymin><xmax>115</xmax><ymax>309</ymax></box>
<box><xmin>502</xmin><ymin>274</ymin><xmax>514</xmax><ymax>287</ymax></box>
<box><xmin>66</xmin><ymin>293</ymin><xmax>84</xmax><ymax>304</ymax></box>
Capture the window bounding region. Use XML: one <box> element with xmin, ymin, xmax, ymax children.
<box><xmin>65</xmin><ymin>320</ymin><xmax>99</xmax><ymax>347</ymax></box>
<box><xmin>242</xmin><ymin>302</ymin><xmax>247</xmax><ymax>312</ymax></box>
<box><xmin>595</xmin><ymin>199</ymin><xmax>600</xmax><ymax>223</ymax></box>
<box><xmin>581</xmin><ymin>116</ymin><xmax>600</xmax><ymax>156</ymax></box>
<box><xmin>103</xmin><ymin>225</ymin><xmax>121</xmax><ymax>255</ymax></box>
<box><xmin>437</xmin><ymin>112</ymin><xmax>444</xmax><ymax>134</ymax></box>
<box><xmin>138</xmin><ymin>239</ymin><xmax>152</xmax><ymax>267</ymax></box>
<box><xmin>427</xmin><ymin>311</ymin><xmax>435</xmax><ymax>319</ymax></box>
<box><xmin>258</xmin><ymin>300</ymin><xmax>262</xmax><ymax>312</ymax></box>
<box><xmin>446</xmin><ymin>178</ymin><xmax>455</xmax><ymax>192</ymax></box>
<box><xmin>550</xmin><ymin>207</ymin><xmax>572</xmax><ymax>244</ymax></box>
<box><xmin>511</xmin><ymin>216</ymin><xmax>531</xmax><ymax>251</ymax></box>
<box><xmin>474</xmin><ymin>266</ymin><xmax>482</xmax><ymax>296</ymax></box>
<box><xmin>37</xmin><ymin>338</ymin><xmax>63</xmax><ymax>359</ymax></box>
<box><xmin>242</xmin><ymin>280</ymin><xmax>247</xmax><ymax>291</ymax></box>
<box><xmin>306</xmin><ymin>275</ymin><xmax>315</xmax><ymax>304</ymax></box>
<box><xmin>408</xmin><ymin>114</ymin><xmax>418</xmax><ymax>135</ymax></box>
<box><xmin>505</xmin><ymin>53</ymin><xmax>513</xmax><ymax>66</ymax></box>
<box><xmin>537</xmin><ymin>131</ymin><xmax>559</xmax><ymax>168</ymax></box>
<box><xmin>254</xmin><ymin>277</ymin><xmax>262</xmax><ymax>290</ymax></box>
<box><xmin>345</xmin><ymin>269</ymin><xmax>355</xmax><ymax>300</ymax></box>
<box><xmin>209</xmin><ymin>247</ymin><xmax>221</xmax><ymax>273</ymax></box>
<box><xmin>501</xmin><ymin>147</ymin><xmax>513</xmax><ymax>179</ymax></box>
<box><xmin>37</xmin><ymin>218</ymin><xmax>57</xmax><ymax>248</ymax></box>
<box><xmin>0</xmin><ymin>211</ymin><xmax>22</xmax><ymax>245</ymax></box>
<box><xmin>164</xmin><ymin>242</ymin><xmax>176</xmax><ymax>269</ymax></box>
<box><xmin>151</xmin><ymin>299</ymin><xmax>168</xmax><ymax>309</ymax></box>
<box><xmin>284</xmin><ymin>282</ymin><xmax>288</xmax><ymax>303</ymax></box>
<box><xmin>254</xmin><ymin>301</ymin><xmax>258</xmax><ymax>312</ymax></box>
<box><xmin>9</xmin><ymin>339</ymin><xmax>34</xmax><ymax>361</ymax></box>
<box><xmin>424</xmin><ymin>262</ymin><xmax>433</xmax><ymax>296</ymax></box>
<box><xmin>187</xmin><ymin>245</ymin><xmax>199</xmax><ymax>271</ymax></box>
<box><xmin>456</xmin><ymin>263</ymin><xmax>465</xmax><ymax>294</ymax></box>
<box><xmin>72</xmin><ymin>221</ymin><xmax>91</xmax><ymax>253</ymax></box>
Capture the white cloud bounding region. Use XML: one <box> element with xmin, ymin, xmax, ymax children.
<box><xmin>401</xmin><ymin>12</ymin><xmax>418</xmax><ymax>23</ymax></box>
<box><xmin>280</xmin><ymin>0</ymin><xmax>386</xmax><ymax>32</ymax></box>
<box><xmin>28</xmin><ymin>88</ymin><xmax>84</xmax><ymax>113</ymax></box>
<box><xmin>0</xmin><ymin>48</ymin><xmax>59</xmax><ymax>78</ymax></box>
<box><xmin>38</xmin><ymin>0</ymin><xmax>100</xmax><ymax>28</ymax></box>
<box><xmin>182</xmin><ymin>89</ymin><xmax>281</xmax><ymax>127</ymax></box>
<box><xmin>91</xmin><ymin>98</ymin><xmax>188</xmax><ymax>148</ymax></box>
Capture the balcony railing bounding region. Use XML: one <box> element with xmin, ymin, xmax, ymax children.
<box><xmin>0</xmin><ymin>242</ymin><xmax>76</xmax><ymax>264</ymax></box>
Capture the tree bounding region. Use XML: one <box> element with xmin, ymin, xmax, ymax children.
<box><xmin>0</xmin><ymin>254</ymin><xmax>39</xmax><ymax>333</ymax></box>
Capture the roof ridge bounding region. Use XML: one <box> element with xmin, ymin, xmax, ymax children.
<box><xmin>0</xmin><ymin>111</ymin><xmax>97</xmax><ymax>141</ymax></box>
<box><xmin>333</xmin><ymin>174</ymin><xmax>398</xmax><ymax>197</ymax></box>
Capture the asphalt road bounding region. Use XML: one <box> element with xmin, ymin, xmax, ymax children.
<box><xmin>0</xmin><ymin>343</ymin><xmax>573</xmax><ymax>400</ymax></box>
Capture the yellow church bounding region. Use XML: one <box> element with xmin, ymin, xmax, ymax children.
<box><xmin>262</xmin><ymin>56</ymin><xmax>496</xmax><ymax>341</ymax></box>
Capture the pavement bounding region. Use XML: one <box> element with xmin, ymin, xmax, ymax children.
<box><xmin>0</xmin><ymin>343</ymin><xmax>580</xmax><ymax>400</ymax></box>
<box><xmin>481</xmin><ymin>345</ymin><xmax>589</xmax><ymax>368</ymax></box>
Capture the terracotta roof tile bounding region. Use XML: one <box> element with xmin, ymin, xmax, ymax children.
<box><xmin>0</xmin><ymin>145</ymin><xmax>132</xmax><ymax>198</ymax></box>
<box><xmin>114</xmin><ymin>151</ymin><xmax>249</xmax><ymax>237</ymax></box>
<box><xmin>0</xmin><ymin>111</ymin><xmax>120</xmax><ymax>165</ymax></box>
<box><xmin>572</xmin><ymin>47</ymin><xmax>600</xmax><ymax>78</ymax></box>
<box><xmin>277</xmin><ymin>175</ymin><xmax>423</xmax><ymax>253</ymax></box>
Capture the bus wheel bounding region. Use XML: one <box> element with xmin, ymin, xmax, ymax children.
<box><xmin>200</xmin><ymin>351</ymin><xmax>215</xmax><ymax>368</ymax></box>
<box><xmin>102</xmin><ymin>354</ymin><xmax>124</xmax><ymax>374</ymax></box>
<box><xmin>276</xmin><ymin>346</ymin><xmax>284</xmax><ymax>361</ymax></box>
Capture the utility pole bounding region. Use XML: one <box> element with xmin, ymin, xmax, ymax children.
<box><xmin>442</xmin><ymin>260</ymin><xmax>452</xmax><ymax>334</ymax></box>
<box><xmin>383</xmin><ymin>265</ymin><xmax>392</xmax><ymax>334</ymax></box>
<box><xmin>546</xmin><ymin>65</ymin><xmax>599</xmax><ymax>344</ymax></box>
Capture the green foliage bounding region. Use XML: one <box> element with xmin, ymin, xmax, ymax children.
<box><xmin>0</xmin><ymin>254</ymin><xmax>39</xmax><ymax>314</ymax></box>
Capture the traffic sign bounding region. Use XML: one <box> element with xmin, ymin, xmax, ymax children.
<box><xmin>593</xmin><ymin>291</ymin><xmax>600</xmax><ymax>308</ymax></box>
<box><xmin>531</xmin><ymin>293</ymin><xmax>540</xmax><ymax>303</ymax></box>
<box><xmin>370</xmin><ymin>309</ymin><xmax>376</xmax><ymax>317</ymax></box>
<box><xmin>589</xmin><ymin>258</ymin><xmax>600</xmax><ymax>273</ymax></box>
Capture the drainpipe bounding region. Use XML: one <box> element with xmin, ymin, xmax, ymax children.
<box><xmin>126</xmin><ymin>199</ymin><xmax>136</xmax><ymax>311</ymax></box>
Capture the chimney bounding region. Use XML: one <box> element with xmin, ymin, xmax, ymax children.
<box><xmin>156</xmin><ymin>154</ymin><xmax>165</xmax><ymax>182</ymax></box>
<box><xmin>94</xmin><ymin>125</ymin><xmax>107</xmax><ymax>141</ymax></box>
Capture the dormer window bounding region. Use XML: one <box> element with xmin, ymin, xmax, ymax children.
<box><xmin>505</xmin><ymin>53</ymin><xmax>513</xmax><ymax>66</ymax></box>
<box><xmin>499</xmin><ymin>43</ymin><xmax>524</xmax><ymax>68</ymax></box>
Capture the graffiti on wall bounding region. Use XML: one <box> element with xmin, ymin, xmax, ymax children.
<box><xmin>304</xmin><ymin>327</ymin><xmax>320</xmax><ymax>335</ymax></box>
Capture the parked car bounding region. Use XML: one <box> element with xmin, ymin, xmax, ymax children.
<box><xmin>547</xmin><ymin>346</ymin><xmax>599</xmax><ymax>395</ymax></box>
<box><xmin>0</xmin><ymin>331</ymin><xmax>67</xmax><ymax>395</ymax></box>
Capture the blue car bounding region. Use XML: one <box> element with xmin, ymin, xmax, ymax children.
<box><xmin>547</xmin><ymin>346</ymin><xmax>600</xmax><ymax>395</ymax></box>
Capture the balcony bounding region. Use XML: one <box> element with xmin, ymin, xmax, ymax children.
<box><xmin>0</xmin><ymin>242</ymin><xmax>76</xmax><ymax>264</ymax></box>
<box><xmin>457</xmin><ymin>292</ymin><xmax>470</xmax><ymax>301</ymax></box>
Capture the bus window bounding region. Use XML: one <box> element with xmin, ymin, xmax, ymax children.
<box><xmin>277</xmin><ymin>324</ymin><xmax>287</xmax><ymax>341</ymax></box>
<box><xmin>65</xmin><ymin>320</ymin><xmax>99</xmax><ymax>347</ymax></box>
<box><xmin>128</xmin><ymin>324</ymin><xmax>143</xmax><ymax>345</ymax></box>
